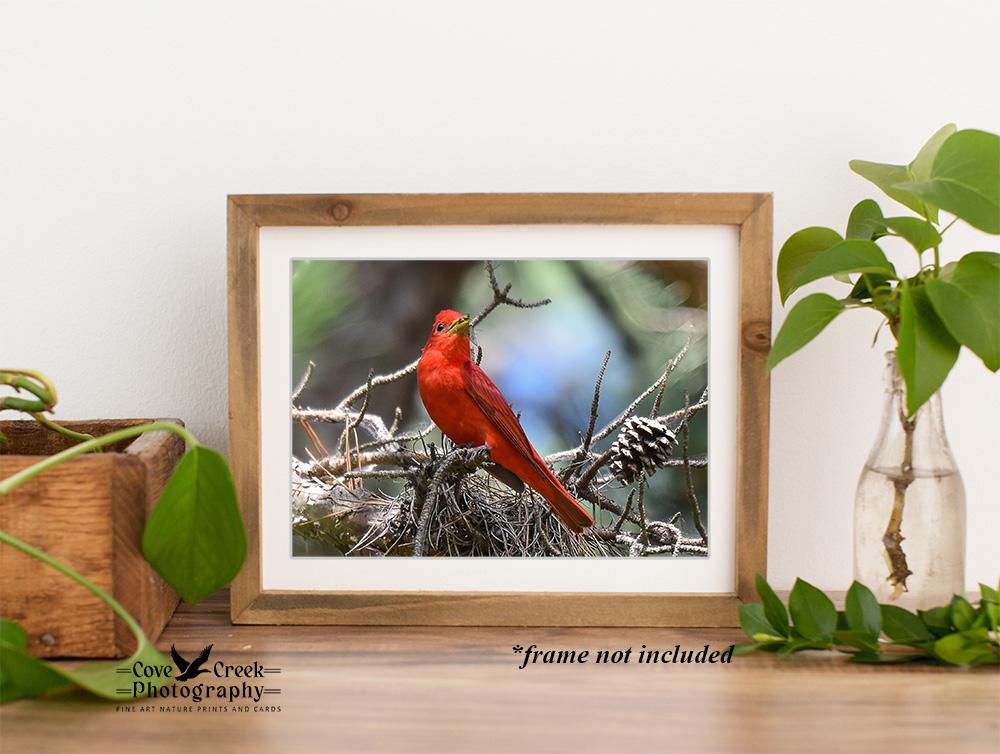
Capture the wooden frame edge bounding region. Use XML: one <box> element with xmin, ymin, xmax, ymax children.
<box><xmin>227</xmin><ymin>193</ymin><xmax>771</xmax><ymax>626</ymax></box>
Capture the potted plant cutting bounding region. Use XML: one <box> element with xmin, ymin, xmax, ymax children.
<box><xmin>1</xmin><ymin>369</ymin><xmax>246</xmax><ymax>701</ymax></box>
<box><xmin>768</xmin><ymin>124</ymin><xmax>998</xmax><ymax>610</ymax></box>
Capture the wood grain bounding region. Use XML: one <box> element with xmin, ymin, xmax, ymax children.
<box><xmin>1</xmin><ymin>592</ymin><xmax>996</xmax><ymax>754</ymax></box>
<box><xmin>227</xmin><ymin>193</ymin><xmax>773</xmax><ymax>626</ymax></box>
<box><xmin>0</xmin><ymin>420</ymin><xmax>183</xmax><ymax>656</ymax></box>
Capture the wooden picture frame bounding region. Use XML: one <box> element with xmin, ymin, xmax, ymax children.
<box><xmin>228</xmin><ymin>193</ymin><xmax>772</xmax><ymax>626</ymax></box>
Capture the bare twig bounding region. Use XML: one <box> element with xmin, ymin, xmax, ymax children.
<box><xmin>583</xmin><ymin>350</ymin><xmax>611</xmax><ymax>454</ymax></box>
<box><xmin>337</xmin><ymin>360</ymin><xmax>420</xmax><ymax>413</ymax></box>
<box><xmin>471</xmin><ymin>261</ymin><xmax>551</xmax><ymax>327</ymax></box>
<box><xmin>591</xmin><ymin>334</ymin><xmax>692</xmax><ymax>446</ymax></box>
<box><xmin>347</xmin><ymin>369</ymin><xmax>375</xmax><ymax>431</ymax></box>
<box><xmin>637</xmin><ymin>477</ymin><xmax>649</xmax><ymax>546</ymax></box>
<box><xmin>681</xmin><ymin>393</ymin><xmax>707</xmax><ymax>544</ymax></box>
<box><xmin>292</xmin><ymin>361</ymin><xmax>316</xmax><ymax>404</ymax></box>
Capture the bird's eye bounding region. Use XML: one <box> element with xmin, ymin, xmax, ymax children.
<box><xmin>436</xmin><ymin>322</ymin><xmax>445</xmax><ymax>333</ymax></box>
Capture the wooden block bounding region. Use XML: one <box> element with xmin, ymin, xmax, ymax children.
<box><xmin>0</xmin><ymin>420</ymin><xmax>184</xmax><ymax>658</ymax></box>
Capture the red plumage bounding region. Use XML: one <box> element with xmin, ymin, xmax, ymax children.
<box><xmin>417</xmin><ymin>309</ymin><xmax>594</xmax><ymax>533</ymax></box>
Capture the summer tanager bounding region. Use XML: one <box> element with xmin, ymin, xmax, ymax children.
<box><xmin>417</xmin><ymin>309</ymin><xmax>594</xmax><ymax>533</ymax></box>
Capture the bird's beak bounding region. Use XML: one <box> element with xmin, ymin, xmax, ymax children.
<box><xmin>447</xmin><ymin>315</ymin><xmax>470</xmax><ymax>335</ymax></box>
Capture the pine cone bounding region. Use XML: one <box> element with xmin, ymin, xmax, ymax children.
<box><xmin>609</xmin><ymin>416</ymin><xmax>677</xmax><ymax>484</ymax></box>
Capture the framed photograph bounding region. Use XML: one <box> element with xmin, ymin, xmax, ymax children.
<box><xmin>228</xmin><ymin>193</ymin><xmax>771</xmax><ymax>626</ymax></box>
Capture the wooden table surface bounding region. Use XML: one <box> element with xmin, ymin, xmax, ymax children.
<box><xmin>1</xmin><ymin>592</ymin><xmax>997</xmax><ymax>754</ymax></box>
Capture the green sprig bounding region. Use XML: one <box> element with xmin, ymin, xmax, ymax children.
<box><xmin>1</xmin><ymin>389</ymin><xmax>248</xmax><ymax>704</ymax></box>
<box><xmin>769</xmin><ymin>125</ymin><xmax>1000</xmax><ymax>416</ymax></box>
<box><xmin>736</xmin><ymin>575</ymin><xmax>1000</xmax><ymax>667</ymax></box>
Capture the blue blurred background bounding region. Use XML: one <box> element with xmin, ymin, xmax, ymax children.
<box><xmin>292</xmin><ymin>259</ymin><xmax>708</xmax><ymax>531</ymax></box>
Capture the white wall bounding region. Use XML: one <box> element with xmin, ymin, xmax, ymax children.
<box><xmin>2</xmin><ymin>1</ymin><xmax>997</xmax><ymax>589</ymax></box>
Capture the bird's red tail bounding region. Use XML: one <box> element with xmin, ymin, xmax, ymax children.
<box><xmin>527</xmin><ymin>453</ymin><xmax>594</xmax><ymax>533</ymax></box>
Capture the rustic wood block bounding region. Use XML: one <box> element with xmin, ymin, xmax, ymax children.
<box><xmin>0</xmin><ymin>419</ymin><xmax>184</xmax><ymax>658</ymax></box>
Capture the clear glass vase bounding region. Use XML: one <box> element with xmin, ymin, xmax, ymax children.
<box><xmin>853</xmin><ymin>352</ymin><xmax>966</xmax><ymax>610</ymax></box>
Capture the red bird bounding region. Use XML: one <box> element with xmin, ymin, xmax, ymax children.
<box><xmin>417</xmin><ymin>309</ymin><xmax>594</xmax><ymax>533</ymax></box>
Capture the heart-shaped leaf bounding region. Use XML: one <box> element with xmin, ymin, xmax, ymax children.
<box><xmin>777</xmin><ymin>227</ymin><xmax>842</xmax><ymax>303</ymax></box>
<box><xmin>846</xmin><ymin>199</ymin><xmax>886</xmax><ymax>240</ymax></box>
<box><xmin>926</xmin><ymin>252</ymin><xmax>1000</xmax><ymax>371</ymax></box>
<box><xmin>908</xmin><ymin>123</ymin><xmax>957</xmax><ymax>181</ymax></box>
<box><xmin>849</xmin><ymin>160</ymin><xmax>938</xmax><ymax>223</ymax></box>
<box><xmin>895</xmin><ymin>129</ymin><xmax>1000</xmax><ymax>234</ymax></box>
<box><xmin>767</xmin><ymin>294</ymin><xmax>845</xmax><ymax>370</ymax></box>
<box><xmin>873</xmin><ymin>216</ymin><xmax>942</xmax><ymax>253</ymax></box>
<box><xmin>790</xmin><ymin>240</ymin><xmax>896</xmax><ymax>299</ymax></box>
<box><xmin>896</xmin><ymin>284</ymin><xmax>960</xmax><ymax>416</ymax></box>
<box><xmin>142</xmin><ymin>445</ymin><xmax>247</xmax><ymax>604</ymax></box>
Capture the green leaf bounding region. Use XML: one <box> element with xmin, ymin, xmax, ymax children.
<box><xmin>980</xmin><ymin>583</ymin><xmax>999</xmax><ymax>631</ymax></box>
<box><xmin>142</xmin><ymin>446</ymin><xmax>247</xmax><ymax>604</ymax></box>
<box><xmin>767</xmin><ymin>294</ymin><xmax>845</xmax><ymax>370</ymax></box>
<box><xmin>969</xmin><ymin>653</ymin><xmax>1000</xmax><ymax>666</ymax></box>
<box><xmin>873</xmin><ymin>216</ymin><xmax>942</xmax><ymax>253</ymax></box>
<box><xmin>836</xmin><ymin>610</ymin><xmax>849</xmax><ymax>631</ymax></box>
<box><xmin>0</xmin><ymin>619</ymin><xmax>27</xmax><ymax>650</ymax></box>
<box><xmin>918</xmin><ymin>606</ymin><xmax>954</xmax><ymax>637</ymax></box>
<box><xmin>777</xmin><ymin>227</ymin><xmax>843</xmax><ymax>303</ymax></box>
<box><xmin>909</xmin><ymin>123</ymin><xmax>957</xmax><ymax>182</ymax></box>
<box><xmin>832</xmin><ymin>630</ymin><xmax>879</xmax><ymax>652</ymax></box>
<box><xmin>0</xmin><ymin>631</ymin><xmax>171</xmax><ymax>703</ymax></box>
<box><xmin>731</xmin><ymin>643</ymin><xmax>761</xmax><ymax>657</ymax></box>
<box><xmin>0</xmin><ymin>645</ymin><xmax>71</xmax><ymax>703</ymax></box>
<box><xmin>933</xmin><ymin>629</ymin><xmax>997</xmax><ymax>666</ymax></box>
<box><xmin>849</xmin><ymin>273</ymin><xmax>891</xmax><ymax>303</ymax></box>
<box><xmin>925</xmin><ymin>252</ymin><xmax>1000</xmax><ymax>371</ymax></box>
<box><xmin>845</xmin><ymin>581</ymin><xmax>881</xmax><ymax>639</ymax></box>
<box><xmin>738</xmin><ymin>604</ymin><xmax>779</xmax><ymax>639</ymax></box>
<box><xmin>896</xmin><ymin>284</ymin><xmax>960</xmax><ymax>416</ymax></box>
<box><xmin>791</xmin><ymin>240</ymin><xmax>896</xmax><ymax>298</ymax></box>
<box><xmin>895</xmin><ymin>129</ymin><xmax>1000</xmax><ymax>234</ymax></box>
<box><xmin>788</xmin><ymin>578</ymin><xmax>837</xmax><ymax>642</ymax></box>
<box><xmin>751</xmin><ymin>633</ymin><xmax>787</xmax><ymax>644</ymax></box>
<box><xmin>850</xmin><ymin>159</ymin><xmax>938</xmax><ymax>223</ymax></box>
<box><xmin>846</xmin><ymin>199</ymin><xmax>886</xmax><ymax>240</ymax></box>
<box><xmin>950</xmin><ymin>596</ymin><xmax>976</xmax><ymax>632</ymax></box>
<box><xmin>776</xmin><ymin>638</ymin><xmax>830</xmax><ymax>658</ymax></box>
<box><xmin>0</xmin><ymin>531</ymin><xmax>174</xmax><ymax>704</ymax></box>
<box><xmin>881</xmin><ymin>604</ymin><xmax>934</xmax><ymax>645</ymax></box>
<box><xmin>755</xmin><ymin>573</ymin><xmax>790</xmax><ymax>637</ymax></box>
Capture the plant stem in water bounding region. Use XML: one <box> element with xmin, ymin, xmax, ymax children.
<box><xmin>882</xmin><ymin>409</ymin><xmax>915</xmax><ymax>596</ymax></box>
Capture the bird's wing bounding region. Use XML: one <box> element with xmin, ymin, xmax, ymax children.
<box><xmin>463</xmin><ymin>362</ymin><xmax>545</xmax><ymax>472</ymax></box>
<box><xmin>188</xmin><ymin>643</ymin><xmax>214</xmax><ymax>672</ymax></box>
<box><xmin>170</xmin><ymin>644</ymin><xmax>189</xmax><ymax>673</ymax></box>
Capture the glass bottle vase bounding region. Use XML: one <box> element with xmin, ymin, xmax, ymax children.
<box><xmin>853</xmin><ymin>352</ymin><xmax>966</xmax><ymax>610</ymax></box>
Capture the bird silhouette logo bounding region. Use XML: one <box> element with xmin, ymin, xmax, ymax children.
<box><xmin>171</xmin><ymin>644</ymin><xmax>214</xmax><ymax>682</ymax></box>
